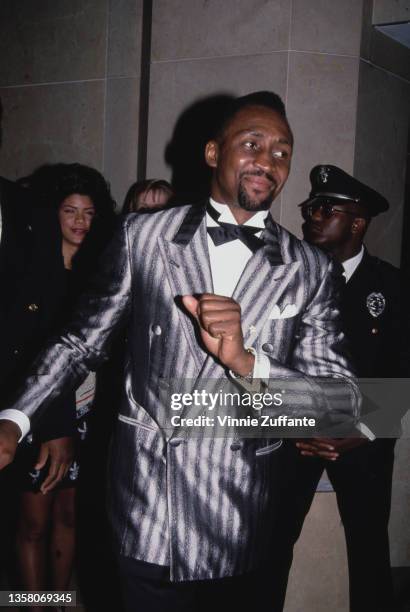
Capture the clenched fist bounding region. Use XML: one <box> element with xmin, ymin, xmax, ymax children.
<box><xmin>182</xmin><ymin>294</ymin><xmax>254</xmax><ymax>376</ymax></box>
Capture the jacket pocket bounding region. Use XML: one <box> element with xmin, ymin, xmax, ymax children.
<box><xmin>117</xmin><ymin>413</ymin><xmax>157</xmax><ymax>432</ymax></box>
<box><xmin>255</xmin><ymin>439</ymin><xmax>283</xmax><ymax>456</ymax></box>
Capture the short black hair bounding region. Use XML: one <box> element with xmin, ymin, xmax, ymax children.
<box><xmin>214</xmin><ymin>90</ymin><xmax>292</xmax><ymax>142</ymax></box>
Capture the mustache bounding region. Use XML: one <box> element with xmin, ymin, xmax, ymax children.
<box><xmin>240</xmin><ymin>169</ymin><xmax>276</xmax><ymax>185</ymax></box>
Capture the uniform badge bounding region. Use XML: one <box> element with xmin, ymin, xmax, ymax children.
<box><xmin>319</xmin><ymin>167</ymin><xmax>329</xmax><ymax>183</ymax></box>
<box><xmin>366</xmin><ymin>292</ymin><xmax>385</xmax><ymax>318</ymax></box>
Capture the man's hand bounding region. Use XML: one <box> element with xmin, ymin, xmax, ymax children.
<box><xmin>0</xmin><ymin>420</ymin><xmax>20</xmax><ymax>469</ymax></box>
<box><xmin>296</xmin><ymin>437</ymin><xmax>368</xmax><ymax>460</ymax></box>
<box><xmin>35</xmin><ymin>436</ymin><xmax>75</xmax><ymax>494</ymax></box>
<box><xmin>182</xmin><ymin>294</ymin><xmax>254</xmax><ymax>376</ymax></box>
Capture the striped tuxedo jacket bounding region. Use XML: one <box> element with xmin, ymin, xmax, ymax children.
<box><xmin>7</xmin><ymin>202</ymin><xmax>358</xmax><ymax>581</ymax></box>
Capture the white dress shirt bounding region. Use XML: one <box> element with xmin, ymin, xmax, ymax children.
<box><xmin>207</xmin><ymin>198</ymin><xmax>268</xmax><ymax>296</ymax></box>
<box><xmin>342</xmin><ymin>246</ymin><xmax>364</xmax><ymax>282</ymax></box>
<box><xmin>207</xmin><ymin>199</ymin><xmax>271</xmax><ymax>379</ymax></box>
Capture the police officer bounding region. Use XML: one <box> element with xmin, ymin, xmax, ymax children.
<box><xmin>270</xmin><ymin>165</ymin><xmax>406</xmax><ymax>612</ymax></box>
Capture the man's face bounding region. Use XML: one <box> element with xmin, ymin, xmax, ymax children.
<box><xmin>301</xmin><ymin>199</ymin><xmax>358</xmax><ymax>252</ymax></box>
<box><xmin>206</xmin><ymin>105</ymin><xmax>293</xmax><ymax>212</ymax></box>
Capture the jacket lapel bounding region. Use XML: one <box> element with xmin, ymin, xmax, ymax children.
<box><xmin>158</xmin><ymin>202</ymin><xmax>213</xmax><ymax>370</ymax></box>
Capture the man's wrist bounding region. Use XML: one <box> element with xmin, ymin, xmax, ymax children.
<box><xmin>0</xmin><ymin>419</ymin><xmax>21</xmax><ymax>441</ymax></box>
<box><xmin>228</xmin><ymin>348</ymin><xmax>255</xmax><ymax>378</ymax></box>
<box><xmin>0</xmin><ymin>409</ymin><xmax>30</xmax><ymax>442</ymax></box>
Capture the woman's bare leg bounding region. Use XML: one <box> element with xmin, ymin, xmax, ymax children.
<box><xmin>50</xmin><ymin>487</ymin><xmax>76</xmax><ymax>592</ymax></box>
<box><xmin>17</xmin><ymin>490</ymin><xmax>54</xmax><ymax>612</ymax></box>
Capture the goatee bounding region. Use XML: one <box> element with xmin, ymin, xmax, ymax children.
<box><xmin>237</xmin><ymin>184</ymin><xmax>274</xmax><ymax>211</ymax></box>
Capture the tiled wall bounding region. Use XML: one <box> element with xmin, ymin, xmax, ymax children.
<box><xmin>0</xmin><ymin>0</ymin><xmax>142</xmax><ymax>207</ymax></box>
<box><xmin>354</xmin><ymin>61</ymin><xmax>410</xmax><ymax>264</ymax></box>
<box><xmin>356</xmin><ymin>0</ymin><xmax>410</xmax><ymax>265</ymax></box>
<box><xmin>373</xmin><ymin>0</ymin><xmax>410</xmax><ymax>24</ymax></box>
<box><xmin>147</xmin><ymin>0</ymin><xmax>364</xmax><ymax>237</ymax></box>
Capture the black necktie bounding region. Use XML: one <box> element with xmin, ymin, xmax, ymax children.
<box><xmin>206</xmin><ymin>204</ymin><xmax>264</xmax><ymax>253</ymax></box>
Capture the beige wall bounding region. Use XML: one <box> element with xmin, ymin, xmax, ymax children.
<box><xmin>354</xmin><ymin>61</ymin><xmax>410</xmax><ymax>264</ymax></box>
<box><xmin>147</xmin><ymin>0</ymin><xmax>364</xmax><ymax>235</ymax></box>
<box><xmin>0</xmin><ymin>0</ymin><xmax>142</xmax><ymax>208</ymax></box>
<box><xmin>373</xmin><ymin>0</ymin><xmax>410</xmax><ymax>23</ymax></box>
<box><xmin>357</xmin><ymin>0</ymin><xmax>410</xmax><ymax>265</ymax></box>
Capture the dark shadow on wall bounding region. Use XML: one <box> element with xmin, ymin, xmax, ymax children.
<box><xmin>165</xmin><ymin>94</ymin><xmax>235</xmax><ymax>205</ymax></box>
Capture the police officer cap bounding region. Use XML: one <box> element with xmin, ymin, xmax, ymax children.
<box><xmin>302</xmin><ymin>164</ymin><xmax>389</xmax><ymax>216</ymax></box>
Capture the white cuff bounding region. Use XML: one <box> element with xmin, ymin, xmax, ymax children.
<box><xmin>0</xmin><ymin>409</ymin><xmax>30</xmax><ymax>442</ymax></box>
<box><xmin>252</xmin><ymin>351</ymin><xmax>271</xmax><ymax>380</ymax></box>
<box><xmin>229</xmin><ymin>349</ymin><xmax>270</xmax><ymax>383</ymax></box>
<box><xmin>356</xmin><ymin>421</ymin><xmax>375</xmax><ymax>441</ymax></box>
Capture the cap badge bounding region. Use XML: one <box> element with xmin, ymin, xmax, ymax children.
<box><xmin>366</xmin><ymin>292</ymin><xmax>385</xmax><ymax>318</ymax></box>
<box><xmin>319</xmin><ymin>167</ymin><xmax>329</xmax><ymax>183</ymax></box>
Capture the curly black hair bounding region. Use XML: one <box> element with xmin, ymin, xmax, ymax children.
<box><xmin>19</xmin><ymin>163</ymin><xmax>118</xmax><ymax>288</ymax></box>
<box><xmin>53</xmin><ymin>163</ymin><xmax>116</xmax><ymax>220</ymax></box>
<box><xmin>19</xmin><ymin>162</ymin><xmax>116</xmax><ymax>218</ymax></box>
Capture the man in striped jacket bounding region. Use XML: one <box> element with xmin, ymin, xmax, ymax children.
<box><xmin>0</xmin><ymin>92</ymin><xmax>359</xmax><ymax>611</ymax></box>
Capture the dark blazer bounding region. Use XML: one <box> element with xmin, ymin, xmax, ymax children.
<box><xmin>0</xmin><ymin>177</ymin><xmax>75</xmax><ymax>440</ymax></box>
<box><xmin>341</xmin><ymin>249</ymin><xmax>407</xmax><ymax>433</ymax></box>
<box><xmin>342</xmin><ymin>250</ymin><xmax>402</xmax><ymax>376</ymax></box>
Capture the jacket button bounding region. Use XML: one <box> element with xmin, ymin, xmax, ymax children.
<box><xmin>28</xmin><ymin>303</ymin><xmax>39</xmax><ymax>312</ymax></box>
<box><xmin>13</xmin><ymin>349</ymin><xmax>19</xmax><ymax>355</ymax></box>
<box><xmin>371</xmin><ymin>328</ymin><xmax>378</xmax><ymax>335</ymax></box>
<box><xmin>152</xmin><ymin>324</ymin><xmax>162</xmax><ymax>335</ymax></box>
<box><xmin>262</xmin><ymin>343</ymin><xmax>273</xmax><ymax>353</ymax></box>
<box><xmin>230</xmin><ymin>441</ymin><xmax>243</xmax><ymax>451</ymax></box>
<box><xmin>169</xmin><ymin>438</ymin><xmax>183</xmax><ymax>447</ymax></box>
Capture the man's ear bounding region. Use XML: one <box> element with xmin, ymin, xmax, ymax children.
<box><xmin>351</xmin><ymin>217</ymin><xmax>367</xmax><ymax>235</ymax></box>
<box><xmin>205</xmin><ymin>140</ymin><xmax>219</xmax><ymax>168</ymax></box>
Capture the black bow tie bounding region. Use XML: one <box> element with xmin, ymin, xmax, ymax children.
<box><xmin>206</xmin><ymin>204</ymin><xmax>264</xmax><ymax>253</ymax></box>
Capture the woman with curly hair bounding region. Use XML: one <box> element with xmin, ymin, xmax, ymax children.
<box><xmin>14</xmin><ymin>163</ymin><xmax>116</xmax><ymax>611</ymax></box>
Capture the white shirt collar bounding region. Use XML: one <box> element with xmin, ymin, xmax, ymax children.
<box><xmin>342</xmin><ymin>246</ymin><xmax>364</xmax><ymax>282</ymax></box>
<box><xmin>208</xmin><ymin>198</ymin><xmax>269</xmax><ymax>228</ymax></box>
